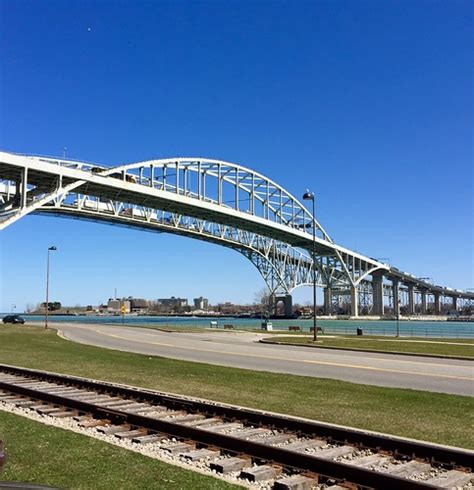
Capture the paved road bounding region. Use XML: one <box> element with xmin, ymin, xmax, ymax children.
<box><xmin>54</xmin><ymin>323</ymin><xmax>473</xmax><ymax>396</ymax></box>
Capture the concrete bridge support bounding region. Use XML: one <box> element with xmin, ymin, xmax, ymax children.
<box><xmin>372</xmin><ymin>272</ymin><xmax>384</xmax><ymax>316</ymax></box>
<box><xmin>452</xmin><ymin>297</ymin><xmax>458</xmax><ymax>311</ymax></box>
<box><xmin>434</xmin><ymin>293</ymin><xmax>441</xmax><ymax>315</ymax></box>
<box><xmin>273</xmin><ymin>294</ymin><xmax>293</xmax><ymax>317</ymax></box>
<box><xmin>392</xmin><ymin>279</ymin><xmax>400</xmax><ymax>317</ymax></box>
<box><xmin>350</xmin><ymin>284</ymin><xmax>359</xmax><ymax>317</ymax></box>
<box><xmin>324</xmin><ymin>287</ymin><xmax>332</xmax><ymax>315</ymax></box>
<box><xmin>407</xmin><ymin>285</ymin><xmax>415</xmax><ymax>315</ymax></box>
<box><xmin>421</xmin><ymin>291</ymin><xmax>427</xmax><ymax>314</ymax></box>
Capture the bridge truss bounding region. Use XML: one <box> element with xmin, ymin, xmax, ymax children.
<box><xmin>0</xmin><ymin>151</ymin><xmax>472</xmax><ymax>315</ymax></box>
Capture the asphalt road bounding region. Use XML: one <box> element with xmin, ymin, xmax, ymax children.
<box><xmin>54</xmin><ymin>323</ymin><xmax>473</xmax><ymax>396</ymax></box>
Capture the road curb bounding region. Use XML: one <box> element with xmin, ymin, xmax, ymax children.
<box><xmin>258</xmin><ymin>339</ymin><xmax>474</xmax><ymax>361</ymax></box>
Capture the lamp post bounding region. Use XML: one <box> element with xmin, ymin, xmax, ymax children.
<box><xmin>303</xmin><ymin>190</ymin><xmax>317</xmax><ymax>341</ymax></box>
<box><xmin>45</xmin><ymin>246</ymin><xmax>57</xmax><ymax>329</ymax></box>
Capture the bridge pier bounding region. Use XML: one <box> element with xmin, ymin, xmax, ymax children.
<box><xmin>407</xmin><ymin>285</ymin><xmax>415</xmax><ymax>315</ymax></box>
<box><xmin>451</xmin><ymin>297</ymin><xmax>458</xmax><ymax>311</ymax></box>
<box><xmin>273</xmin><ymin>294</ymin><xmax>293</xmax><ymax>317</ymax></box>
<box><xmin>324</xmin><ymin>287</ymin><xmax>332</xmax><ymax>315</ymax></box>
<box><xmin>420</xmin><ymin>290</ymin><xmax>427</xmax><ymax>314</ymax></box>
<box><xmin>372</xmin><ymin>272</ymin><xmax>384</xmax><ymax>316</ymax></box>
<box><xmin>350</xmin><ymin>284</ymin><xmax>359</xmax><ymax>317</ymax></box>
<box><xmin>392</xmin><ymin>279</ymin><xmax>400</xmax><ymax>317</ymax></box>
<box><xmin>434</xmin><ymin>293</ymin><xmax>441</xmax><ymax>315</ymax></box>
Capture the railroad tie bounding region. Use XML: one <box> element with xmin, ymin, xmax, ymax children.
<box><xmin>233</xmin><ymin>428</ymin><xmax>272</xmax><ymax>439</ymax></box>
<box><xmin>116</xmin><ymin>403</ymin><xmax>152</xmax><ymax>413</ymax></box>
<box><xmin>348</xmin><ymin>453</ymin><xmax>390</xmax><ymax>468</ymax></box>
<box><xmin>114</xmin><ymin>428</ymin><xmax>148</xmax><ymax>440</ymax></box>
<box><xmin>240</xmin><ymin>465</ymin><xmax>282</xmax><ymax>482</ymax></box>
<box><xmin>260</xmin><ymin>433</ymin><xmax>296</xmax><ymax>445</ymax></box>
<box><xmin>164</xmin><ymin>413</ymin><xmax>205</xmax><ymax>423</ymax></box>
<box><xmin>35</xmin><ymin>405</ymin><xmax>61</xmax><ymax>415</ymax></box>
<box><xmin>14</xmin><ymin>399</ymin><xmax>40</xmax><ymax>408</ymax></box>
<box><xmin>204</xmin><ymin>422</ymin><xmax>243</xmax><ymax>433</ymax></box>
<box><xmin>385</xmin><ymin>460</ymin><xmax>432</xmax><ymax>478</ymax></box>
<box><xmin>274</xmin><ymin>474</ymin><xmax>317</xmax><ymax>490</ymax></box>
<box><xmin>130</xmin><ymin>406</ymin><xmax>162</xmax><ymax>414</ymax></box>
<box><xmin>162</xmin><ymin>442</ymin><xmax>196</xmax><ymax>455</ymax></box>
<box><xmin>281</xmin><ymin>439</ymin><xmax>326</xmax><ymax>453</ymax></box>
<box><xmin>210</xmin><ymin>457</ymin><xmax>251</xmax><ymax>474</ymax></box>
<box><xmin>44</xmin><ymin>388</ymin><xmax>83</xmax><ymax>395</ymax></box>
<box><xmin>314</xmin><ymin>445</ymin><xmax>354</xmax><ymax>459</ymax></box>
<box><xmin>97</xmin><ymin>424</ymin><xmax>131</xmax><ymax>434</ymax></box>
<box><xmin>49</xmin><ymin>410</ymin><xmax>79</xmax><ymax>418</ymax></box>
<box><xmin>73</xmin><ymin>395</ymin><xmax>114</xmax><ymax>403</ymax></box>
<box><xmin>184</xmin><ymin>417</ymin><xmax>222</xmax><ymax>427</ymax></box>
<box><xmin>138</xmin><ymin>405</ymin><xmax>168</xmax><ymax>414</ymax></box>
<box><xmin>151</xmin><ymin>410</ymin><xmax>187</xmax><ymax>419</ymax></box>
<box><xmin>97</xmin><ymin>399</ymin><xmax>137</xmax><ymax>408</ymax></box>
<box><xmin>180</xmin><ymin>448</ymin><xmax>220</xmax><ymax>461</ymax></box>
<box><xmin>425</xmin><ymin>469</ymin><xmax>473</xmax><ymax>488</ymax></box>
<box><xmin>0</xmin><ymin>395</ymin><xmax>26</xmax><ymax>402</ymax></box>
<box><xmin>29</xmin><ymin>403</ymin><xmax>50</xmax><ymax>411</ymax></box>
<box><xmin>131</xmin><ymin>434</ymin><xmax>164</xmax><ymax>444</ymax></box>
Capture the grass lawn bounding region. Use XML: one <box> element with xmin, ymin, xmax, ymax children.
<box><xmin>0</xmin><ymin>324</ymin><xmax>473</xmax><ymax>450</ymax></box>
<box><xmin>0</xmin><ymin>410</ymin><xmax>239</xmax><ymax>489</ymax></box>
<box><xmin>262</xmin><ymin>335</ymin><xmax>474</xmax><ymax>358</ymax></box>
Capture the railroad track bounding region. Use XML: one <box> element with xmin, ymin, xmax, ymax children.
<box><xmin>0</xmin><ymin>364</ymin><xmax>472</xmax><ymax>489</ymax></box>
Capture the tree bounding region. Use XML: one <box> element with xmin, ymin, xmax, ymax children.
<box><xmin>254</xmin><ymin>288</ymin><xmax>271</xmax><ymax>317</ymax></box>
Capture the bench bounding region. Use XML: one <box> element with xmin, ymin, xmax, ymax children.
<box><xmin>310</xmin><ymin>327</ymin><xmax>325</xmax><ymax>333</ymax></box>
<box><xmin>224</xmin><ymin>324</ymin><xmax>234</xmax><ymax>330</ymax></box>
<box><xmin>288</xmin><ymin>326</ymin><xmax>301</xmax><ymax>331</ymax></box>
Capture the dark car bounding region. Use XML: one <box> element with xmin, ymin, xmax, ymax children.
<box><xmin>2</xmin><ymin>314</ymin><xmax>25</xmax><ymax>324</ymax></box>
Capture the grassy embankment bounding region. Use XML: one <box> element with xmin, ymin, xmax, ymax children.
<box><xmin>1</xmin><ymin>325</ymin><xmax>472</xmax><ymax>447</ymax></box>
<box><xmin>262</xmin><ymin>334</ymin><xmax>474</xmax><ymax>358</ymax></box>
<box><xmin>0</xmin><ymin>410</ymin><xmax>239</xmax><ymax>489</ymax></box>
<box><xmin>0</xmin><ymin>324</ymin><xmax>473</xmax><ymax>487</ymax></box>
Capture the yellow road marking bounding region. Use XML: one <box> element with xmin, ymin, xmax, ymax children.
<box><xmin>88</xmin><ymin>327</ymin><xmax>474</xmax><ymax>382</ymax></box>
<box><xmin>97</xmin><ymin>326</ymin><xmax>468</xmax><ymax>368</ymax></box>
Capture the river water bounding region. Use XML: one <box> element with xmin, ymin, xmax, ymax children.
<box><xmin>16</xmin><ymin>315</ymin><xmax>474</xmax><ymax>339</ymax></box>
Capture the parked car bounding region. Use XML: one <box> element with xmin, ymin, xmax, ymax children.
<box><xmin>2</xmin><ymin>314</ymin><xmax>25</xmax><ymax>324</ymax></box>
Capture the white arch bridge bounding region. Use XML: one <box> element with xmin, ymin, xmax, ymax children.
<box><xmin>1</xmin><ymin>151</ymin><xmax>472</xmax><ymax>317</ymax></box>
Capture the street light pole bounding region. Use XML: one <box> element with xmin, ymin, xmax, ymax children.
<box><xmin>45</xmin><ymin>246</ymin><xmax>57</xmax><ymax>329</ymax></box>
<box><xmin>303</xmin><ymin>190</ymin><xmax>317</xmax><ymax>341</ymax></box>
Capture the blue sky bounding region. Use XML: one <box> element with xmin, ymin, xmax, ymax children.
<box><xmin>0</xmin><ymin>0</ymin><xmax>472</xmax><ymax>311</ymax></box>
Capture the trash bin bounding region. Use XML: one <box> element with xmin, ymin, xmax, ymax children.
<box><xmin>356</xmin><ymin>328</ymin><xmax>363</xmax><ymax>336</ymax></box>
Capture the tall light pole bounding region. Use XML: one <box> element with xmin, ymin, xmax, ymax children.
<box><xmin>45</xmin><ymin>246</ymin><xmax>57</xmax><ymax>329</ymax></box>
<box><xmin>303</xmin><ymin>190</ymin><xmax>318</xmax><ymax>341</ymax></box>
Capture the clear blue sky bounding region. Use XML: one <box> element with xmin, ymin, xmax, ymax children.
<box><xmin>0</xmin><ymin>0</ymin><xmax>472</xmax><ymax>311</ymax></box>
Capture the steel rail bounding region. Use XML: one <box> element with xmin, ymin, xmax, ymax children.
<box><xmin>1</xmin><ymin>364</ymin><xmax>472</xmax><ymax>489</ymax></box>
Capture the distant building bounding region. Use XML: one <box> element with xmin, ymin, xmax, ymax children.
<box><xmin>193</xmin><ymin>297</ymin><xmax>209</xmax><ymax>310</ymax></box>
<box><xmin>107</xmin><ymin>298</ymin><xmax>131</xmax><ymax>313</ymax></box>
<box><xmin>158</xmin><ymin>297</ymin><xmax>188</xmax><ymax>308</ymax></box>
<box><xmin>217</xmin><ymin>302</ymin><xmax>238</xmax><ymax>315</ymax></box>
<box><xmin>107</xmin><ymin>299</ymin><xmax>121</xmax><ymax>313</ymax></box>
<box><xmin>130</xmin><ymin>298</ymin><xmax>147</xmax><ymax>313</ymax></box>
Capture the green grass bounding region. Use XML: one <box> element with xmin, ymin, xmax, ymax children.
<box><xmin>262</xmin><ymin>335</ymin><xmax>474</xmax><ymax>358</ymax></box>
<box><xmin>0</xmin><ymin>410</ymin><xmax>239</xmax><ymax>489</ymax></box>
<box><xmin>0</xmin><ymin>325</ymin><xmax>473</xmax><ymax>449</ymax></box>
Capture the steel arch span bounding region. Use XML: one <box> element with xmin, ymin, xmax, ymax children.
<box><xmin>1</xmin><ymin>150</ymin><xmax>472</xmax><ymax>315</ymax></box>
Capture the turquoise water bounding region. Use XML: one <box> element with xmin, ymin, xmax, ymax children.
<box><xmin>18</xmin><ymin>314</ymin><xmax>474</xmax><ymax>338</ymax></box>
